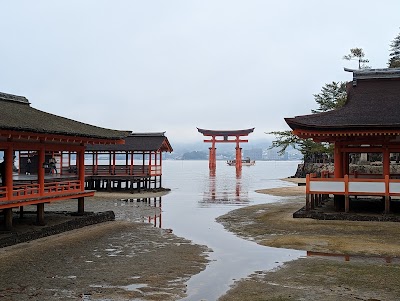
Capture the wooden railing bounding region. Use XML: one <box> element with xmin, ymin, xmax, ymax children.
<box><xmin>0</xmin><ymin>180</ymin><xmax>82</xmax><ymax>202</ymax></box>
<box><xmin>82</xmin><ymin>164</ymin><xmax>153</xmax><ymax>176</ymax></box>
<box><xmin>307</xmin><ymin>174</ymin><xmax>400</xmax><ymax>196</ymax></box>
<box><xmin>150</xmin><ymin>166</ymin><xmax>162</xmax><ymax>176</ymax></box>
<box><xmin>306</xmin><ymin>173</ymin><xmax>400</xmax><ymax>213</ymax></box>
<box><xmin>0</xmin><ymin>186</ymin><xmax>7</xmax><ymax>201</ymax></box>
<box><xmin>44</xmin><ymin>180</ymin><xmax>81</xmax><ymax>195</ymax></box>
<box><xmin>12</xmin><ymin>183</ymin><xmax>40</xmax><ymax>200</ymax></box>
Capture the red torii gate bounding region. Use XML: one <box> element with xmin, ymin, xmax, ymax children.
<box><xmin>197</xmin><ymin>128</ymin><xmax>255</xmax><ymax>170</ymax></box>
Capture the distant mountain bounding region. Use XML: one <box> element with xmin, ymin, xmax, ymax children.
<box><xmin>181</xmin><ymin>151</ymin><xmax>208</xmax><ymax>160</ymax></box>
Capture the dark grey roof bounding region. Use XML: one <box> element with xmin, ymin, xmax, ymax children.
<box><xmin>86</xmin><ymin>133</ymin><xmax>173</xmax><ymax>152</ymax></box>
<box><xmin>285</xmin><ymin>69</ymin><xmax>400</xmax><ymax>131</ymax></box>
<box><xmin>0</xmin><ymin>92</ymin><xmax>129</xmax><ymax>140</ymax></box>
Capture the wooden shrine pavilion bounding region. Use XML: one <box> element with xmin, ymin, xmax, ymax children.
<box><xmin>84</xmin><ymin>132</ymin><xmax>173</xmax><ymax>191</ymax></box>
<box><xmin>285</xmin><ymin>68</ymin><xmax>400</xmax><ymax>214</ymax></box>
<box><xmin>0</xmin><ymin>92</ymin><xmax>129</xmax><ymax>229</ymax></box>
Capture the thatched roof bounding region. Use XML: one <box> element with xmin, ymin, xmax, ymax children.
<box><xmin>0</xmin><ymin>92</ymin><xmax>129</xmax><ymax>140</ymax></box>
<box><xmin>86</xmin><ymin>132</ymin><xmax>173</xmax><ymax>152</ymax></box>
<box><xmin>285</xmin><ymin>68</ymin><xmax>400</xmax><ymax>131</ymax></box>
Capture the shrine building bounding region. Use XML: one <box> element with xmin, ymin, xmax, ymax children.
<box><xmin>285</xmin><ymin>68</ymin><xmax>400</xmax><ymax>214</ymax></box>
<box><xmin>0</xmin><ymin>92</ymin><xmax>129</xmax><ymax>229</ymax></box>
<box><xmin>84</xmin><ymin>132</ymin><xmax>173</xmax><ymax>191</ymax></box>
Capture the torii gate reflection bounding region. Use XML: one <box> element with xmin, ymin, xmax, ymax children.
<box><xmin>197</xmin><ymin>128</ymin><xmax>255</xmax><ymax>172</ymax></box>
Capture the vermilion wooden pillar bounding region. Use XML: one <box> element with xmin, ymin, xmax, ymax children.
<box><xmin>130</xmin><ymin>151</ymin><xmax>134</xmax><ymax>175</ymax></box>
<box><xmin>78</xmin><ymin>147</ymin><xmax>85</xmax><ymax>191</ymax></box>
<box><xmin>38</xmin><ymin>146</ymin><xmax>45</xmax><ymax>196</ymax></box>
<box><xmin>149</xmin><ymin>151</ymin><xmax>152</xmax><ymax>175</ymax></box>
<box><xmin>333</xmin><ymin>143</ymin><xmax>345</xmax><ymax>211</ymax></box>
<box><xmin>159</xmin><ymin>151</ymin><xmax>162</xmax><ymax>175</ymax></box>
<box><xmin>4</xmin><ymin>147</ymin><xmax>13</xmax><ymax>196</ymax></box>
<box><xmin>383</xmin><ymin>147</ymin><xmax>390</xmax><ymax>177</ymax></box>
<box><xmin>209</xmin><ymin>136</ymin><xmax>217</xmax><ymax>170</ymax></box>
<box><xmin>334</xmin><ymin>143</ymin><xmax>343</xmax><ymax>178</ymax></box>
<box><xmin>343</xmin><ymin>152</ymin><xmax>349</xmax><ymax>176</ymax></box>
<box><xmin>235</xmin><ymin>145</ymin><xmax>242</xmax><ymax>170</ymax></box>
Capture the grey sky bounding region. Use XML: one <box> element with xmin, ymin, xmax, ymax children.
<box><xmin>1</xmin><ymin>1</ymin><xmax>399</xmax><ymax>144</ymax></box>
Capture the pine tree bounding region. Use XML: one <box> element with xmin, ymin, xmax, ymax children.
<box><xmin>343</xmin><ymin>48</ymin><xmax>370</xmax><ymax>69</ymax></box>
<box><xmin>312</xmin><ymin>81</ymin><xmax>347</xmax><ymax>113</ymax></box>
<box><xmin>388</xmin><ymin>29</ymin><xmax>400</xmax><ymax>68</ymax></box>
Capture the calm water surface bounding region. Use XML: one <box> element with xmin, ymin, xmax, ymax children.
<box><xmin>159</xmin><ymin>160</ymin><xmax>305</xmax><ymax>301</ymax></box>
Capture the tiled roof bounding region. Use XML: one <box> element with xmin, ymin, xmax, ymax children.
<box><xmin>285</xmin><ymin>69</ymin><xmax>400</xmax><ymax>131</ymax></box>
<box><xmin>0</xmin><ymin>92</ymin><xmax>129</xmax><ymax>140</ymax></box>
<box><xmin>86</xmin><ymin>133</ymin><xmax>173</xmax><ymax>152</ymax></box>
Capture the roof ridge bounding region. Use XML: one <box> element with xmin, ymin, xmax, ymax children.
<box><xmin>0</xmin><ymin>92</ymin><xmax>30</xmax><ymax>104</ymax></box>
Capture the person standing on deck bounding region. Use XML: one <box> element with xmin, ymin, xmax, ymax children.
<box><xmin>25</xmin><ymin>158</ymin><xmax>31</xmax><ymax>175</ymax></box>
<box><xmin>49</xmin><ymin>157</ymin><xmax>57</xmax><ymax>174</ymax></box>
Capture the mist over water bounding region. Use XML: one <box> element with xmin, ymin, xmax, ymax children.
<box><xmin>160</xmin><ymin>160</ymin><xmax>305</xmax><ymax>300</ymax></box>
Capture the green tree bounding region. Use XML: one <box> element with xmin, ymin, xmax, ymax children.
<box><xmin>388</xmin><ymin>29</ymin><xmax>400</xmax><ymax>68</ymax></box>
<box><xmin>312</xmin><ymin>81</ymin><xmax>347</xmax><ymax>113</ymax></box>
<box><xmin>343</xmin><ymin>47</ymin><xmax>370</xmax><ymax>69</ymax></box>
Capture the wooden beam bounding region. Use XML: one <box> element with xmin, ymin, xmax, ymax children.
<box><xmin>36</xmin><ymin>203</ymin><xmax>45</xmax><ymax>226</ymax></box>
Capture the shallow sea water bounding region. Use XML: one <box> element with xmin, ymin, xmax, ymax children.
<box><xmin>157</xmin><ymin>160</ymin><xmax>305</xmax><ymax>300</ymax></box>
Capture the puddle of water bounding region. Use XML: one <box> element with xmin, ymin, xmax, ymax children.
<box><xmin>121</xmin><ymin>283</ymin><xmax>148</xmax><ymax>291</ymax></box>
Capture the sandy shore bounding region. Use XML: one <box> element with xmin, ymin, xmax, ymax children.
<box><xmin>217</xmin><ymin>181</ymin><xmax>400</xmax><ymax>301</ymax></box>
<box><xmin>255</xmin><ymin>177</ymin><xmax>305</xmax><ymax>197</ymax></box>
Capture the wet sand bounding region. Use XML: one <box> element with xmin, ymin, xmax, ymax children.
<box><xmin>217</xmin><ymin>181</ymin><xmax>400</xmax><ymax>301</ymax></box>
<box><xmin>0</xmin><ymin>191</ymin><xmax>209</xmax><ymax>301</ymax></box>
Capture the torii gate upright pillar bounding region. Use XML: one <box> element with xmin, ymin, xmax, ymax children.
<box><xmin>197</xmin><ymin>128</ymin><xmax>255</xmax><ymax>172</ymax></box>
<box><xmin>209</xmin><ymin>136</ymin><xmax>217</xmax><ymax>170</ymax></box>
<box><xmin>235</xmin><ymin>138</ymin><xmax>242</xmax><ymax>170</ymax></box>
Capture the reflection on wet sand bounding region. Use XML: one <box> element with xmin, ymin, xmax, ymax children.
<box><xmin>307</xmin><ymin>251</ymin><xmax>400</xmax><ymax>264</ymax></box>
<box><xmin>121</xmin><ymin>197</ymin><xmax>162</xmax><ymax>228</ymax></box>
<box><xmin>201</xmin><ymin>172</ymin><xmax>249</xmax><ymax>204</ymax></box>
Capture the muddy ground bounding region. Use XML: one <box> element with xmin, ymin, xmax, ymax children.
<box><xmin>217</xmin><ymin>190</ymin><xmax>400</xmax><ymax>301</ymax></box>
<box><xmin>0</xmin><ymin>192</ymin><xmax>209</xmax><ymax>301</ymax></box>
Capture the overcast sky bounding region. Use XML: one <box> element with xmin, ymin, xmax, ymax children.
<box><xmin>1</xmin><ymin>1</ymin><xmax>399</xmax><ymax>144</ymax></box>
